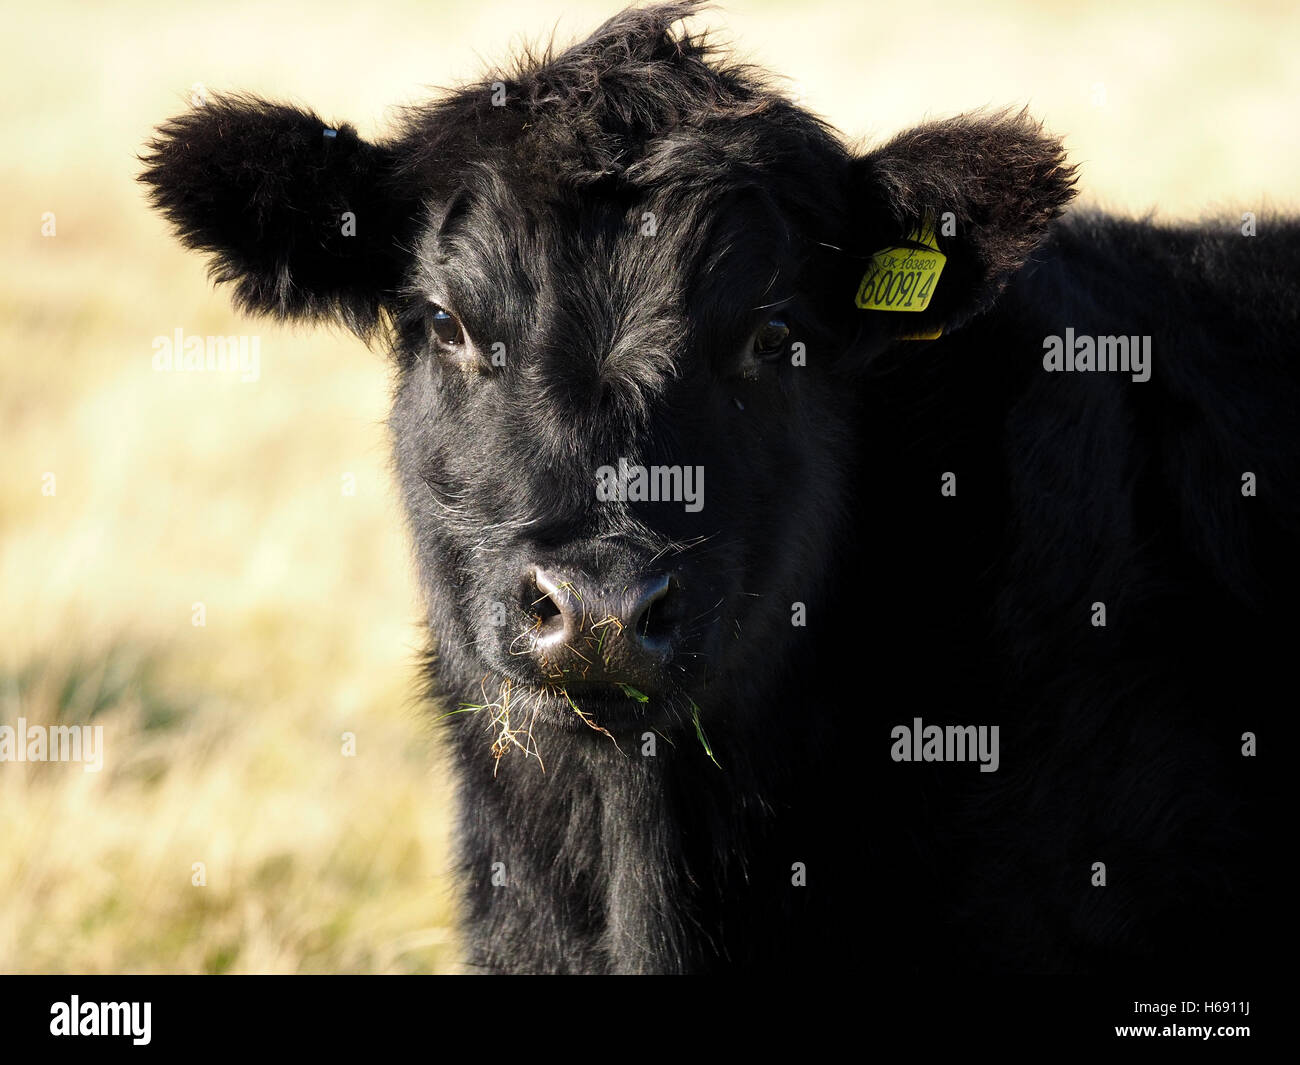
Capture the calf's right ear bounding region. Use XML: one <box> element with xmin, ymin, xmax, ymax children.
<box><xmin>140</xmin><ymin>95</ymin><xmax>413</xmax><ymax>337</ymax></box>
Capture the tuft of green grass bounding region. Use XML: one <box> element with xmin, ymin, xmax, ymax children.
<box><xmin>689</xmin><ymin>699</ymin><xmax>721</xmax><ymax>769</ymax></box>
<box><xmin>438</xmin><ymin>706</ymin><xmax>482</xmax><ymax>720</ymax></box>
<box><xmin>618</xmin><ymin>684</ymin><xmax>649</xmax><ymax>703</ymax></box>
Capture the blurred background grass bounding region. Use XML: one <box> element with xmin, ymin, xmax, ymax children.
<box><xmin>1</xmin><ymin>0</ymin><xmax>1296</xmax><ymax>974</ymax></box>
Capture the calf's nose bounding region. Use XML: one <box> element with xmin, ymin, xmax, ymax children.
<box><xmin>524</xmin><ymin>567</ymin><xmax>675</xmax><ymax>686</ymax></box>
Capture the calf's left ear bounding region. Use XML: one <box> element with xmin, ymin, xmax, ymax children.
<box><xmin>842</xmin><ymin>109</ymin><xmax>1077</xmax><ymax>343</ymax></box>
<box><xmin>140</xmin><ymin>95</ymin><xmax>413</xmax><ymax>337</ymax></box>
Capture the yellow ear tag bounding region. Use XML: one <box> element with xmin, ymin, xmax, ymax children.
<box><xmin>855</xmin><ymin>217</ymin><xmax>946</xmax><ymax>314</ymax></box>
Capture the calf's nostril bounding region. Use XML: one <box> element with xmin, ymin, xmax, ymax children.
<box><xmin>526</xmin><ymin>569</ymin><xmax>572</xmax><ymax>641</ymax></box>
<box><xmin>628</xmin><ymin>574</ymin><xmax>673</xmax><ymax>647</ymax></box>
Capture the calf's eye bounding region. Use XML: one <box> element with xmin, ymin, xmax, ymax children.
<box><xmin>752</xmin><ymin>317</ymin><xmax>790</xmax><ymax>360</ymax></box>
<box><xmin>429</xmin><ymin>304</ymin><xmax>465</xmax><ymax>348</ymax></box>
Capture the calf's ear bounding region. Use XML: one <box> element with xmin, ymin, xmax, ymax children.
<box><xmin>842</xmin><ymin>109</ymin><xmax>1077</xmax><ymax>345</ymax></box>
<box><xmin>140</xmin><ymin>95</ymin><xmax>412</xmax><ymax>337</ymax></box>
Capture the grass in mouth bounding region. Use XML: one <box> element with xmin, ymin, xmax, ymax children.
<box><xmin>445</xmin><ymin>679</ymin><xmax>713</xmax><ymax>769</ymax></box>
<box><xmin>560</xmin><ymin>688</ymin><xmax>624</xmax><ymax>755</ymax></box>
<box><xmin>451</xmin><ymin>678</ymin><xmax>545</xmax><ymax>775</ymax></box>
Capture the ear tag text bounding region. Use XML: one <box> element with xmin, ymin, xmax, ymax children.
<box><xmin>855</xmin><ymin>218</ymin><xmax>946</xmax><ymax>314</ymax></box>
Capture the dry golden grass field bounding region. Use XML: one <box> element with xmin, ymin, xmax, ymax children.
<box><xmin>1</xmin><ymin>0</ymin><xmax>1296</xmax><ymax>974</ymax></box>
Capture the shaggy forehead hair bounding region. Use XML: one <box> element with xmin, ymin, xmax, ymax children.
<box><xmin>387</xmin><ymin>1</ymin><xmax>850</xmax><ymax>420</ymax></box>
<box><xmin>391</xmin><ymin>1</ymin><xmax>846</xmax><ymax>209</ymax></box>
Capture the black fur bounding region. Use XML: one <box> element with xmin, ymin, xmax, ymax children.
<box><xmin>141</xmin><ymin>2</ymin><xmax>1287</xmax><ymax>973</ymax></box>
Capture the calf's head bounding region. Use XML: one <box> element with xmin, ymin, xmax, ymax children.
<box><xmin>142</xmin><ymin>2</ymin><xmax>1075</xmax><ymax>734</ymax></box>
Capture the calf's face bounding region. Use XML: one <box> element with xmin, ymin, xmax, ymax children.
<box><xmin>142</xmin><ymin>4</ymin><xmax>1075</xmax><ymax>733</ymax></box>
<box><xmin>388</xmin><ymin>163</ymin><xmax>855</xmax><ymax>727</ymax></box>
